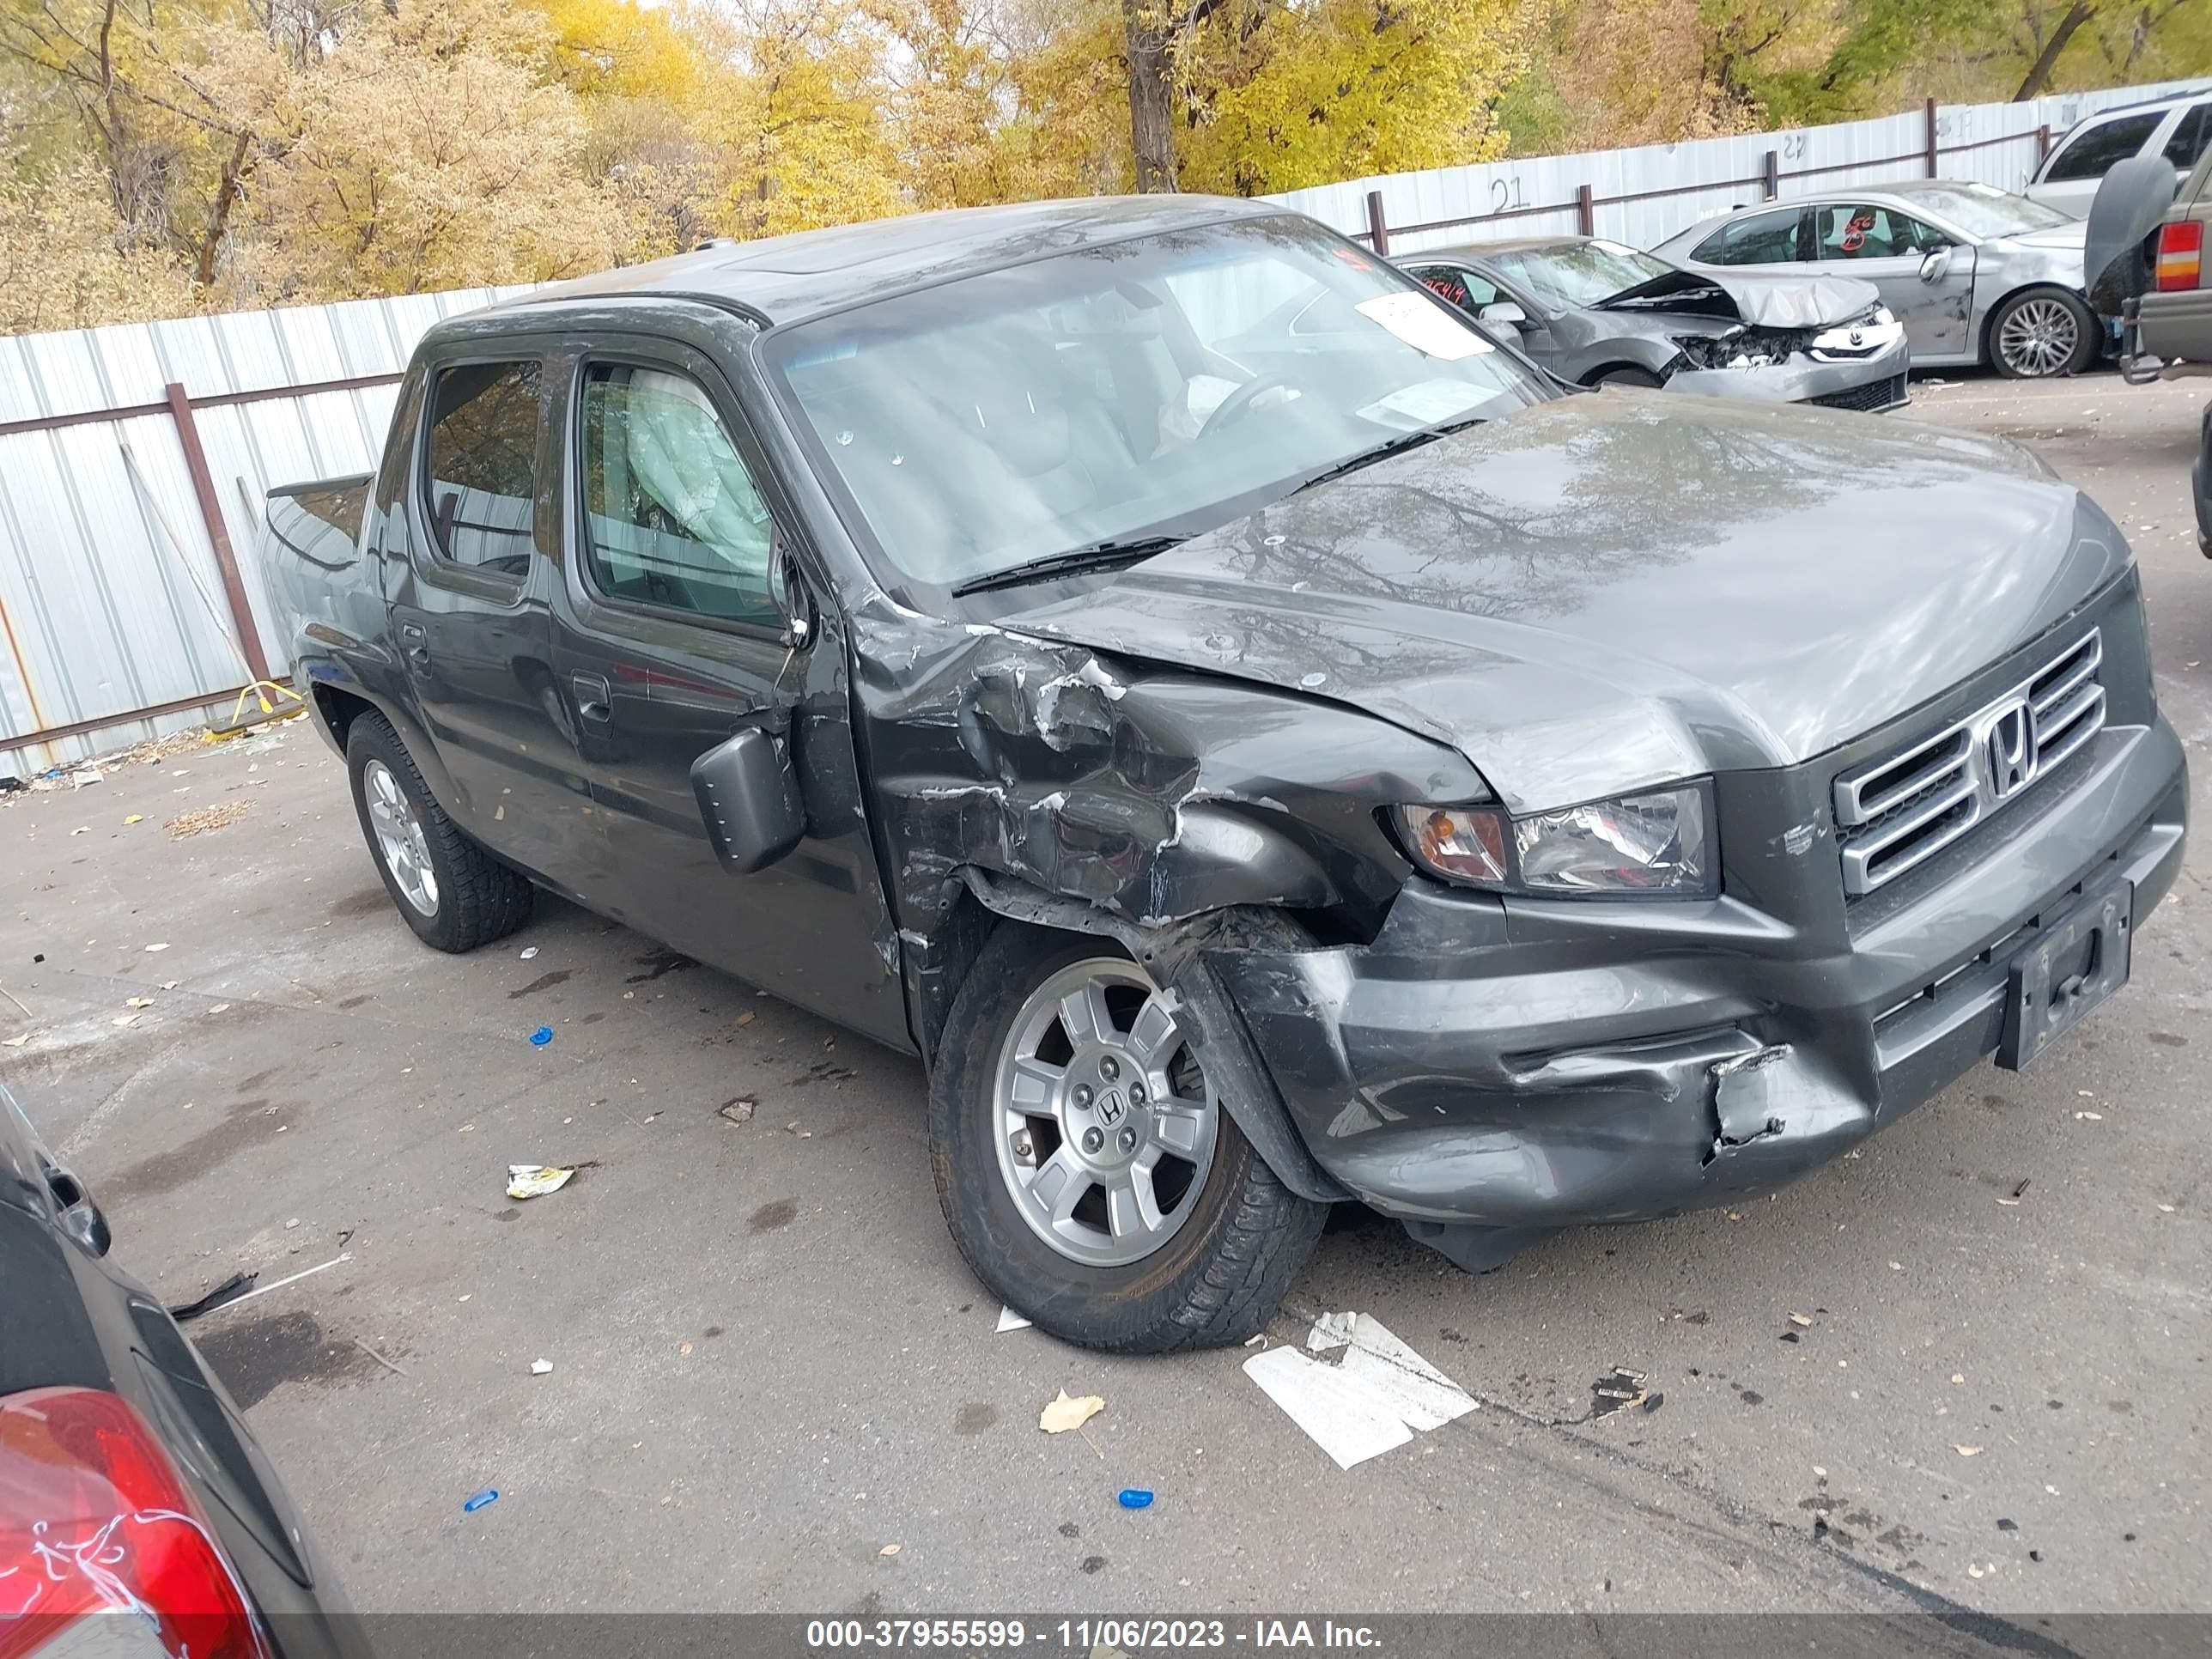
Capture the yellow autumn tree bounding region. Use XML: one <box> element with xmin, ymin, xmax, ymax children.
<box><xmin>1176</xmin><ymin>0</ymin><xmax>1527</xmax><ymax>194</ymax></box>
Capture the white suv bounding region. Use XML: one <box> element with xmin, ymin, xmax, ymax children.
<box><xmin>2027</xmin><ymin>89</ymin><xmax>2212</xmax><ymax>218</ymax></box>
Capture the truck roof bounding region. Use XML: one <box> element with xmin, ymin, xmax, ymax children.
<box><xmin>469</xmin><ymin>195</ymin><xmax>1283</xmax><ymax>331</ymax></box>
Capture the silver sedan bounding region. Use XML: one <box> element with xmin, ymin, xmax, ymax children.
<box><xmin>1650</xmin><ymin>180</ymin><xmax>2095</xmax><ymax>379</ymax></box>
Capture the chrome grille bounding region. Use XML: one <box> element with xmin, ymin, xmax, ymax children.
<box><xmin>1835</xmin><ymin>630</ymin><xmax>2105</xmax><ymax>897</ymax></box>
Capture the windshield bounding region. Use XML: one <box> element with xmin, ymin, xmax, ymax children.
<box><xmin>1487</xmin><ymin>240</ymin><xmax>1674</xmax><ymax>309</ymax></box>
<box><xmin>764</xmin><ymin>216</ymin><xmax>1547</xmax><ymax>590</ymax></box>
<box><xmin>1906</xmin><ymin>185</ymin><xmax>2071</xmax><ymax>239</ymax></box>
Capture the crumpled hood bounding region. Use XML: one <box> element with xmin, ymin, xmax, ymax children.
<box><xmin>998</xmin><ymin>394</ymin><xmax>2129</xmax><ymax>814</ymax></box>
<box><xmin>1602</xmin><ymin>267</ymin><xmax>1881</xmax><ymax>329</ymax></box>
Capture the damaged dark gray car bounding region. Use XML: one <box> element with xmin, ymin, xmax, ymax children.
<box><xmin>268</xmin><ymin>197</ymin><xmax>2187</xmax><ymax>1352</ymax></box>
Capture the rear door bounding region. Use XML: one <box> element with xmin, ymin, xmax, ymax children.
<box><xmin>386</xmin><ymin>343</ymin><xmax>601</xmax><ymax>890</ymax></box>
<box><xmin>1802</xmin><ymin>202</ymin><xmax>1976</xmax><ymax>356</ymax></box>
<box><xmin>546</xmin><ymin>316</ymin><xmax>908</xmax><ymax>1047</ymax></box>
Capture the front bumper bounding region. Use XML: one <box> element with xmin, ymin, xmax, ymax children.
<box><xmin>1667</xmin><ymin>331</ymin><xmax>1911</xmax><ymax>411</ymax></box>
<box><xmin>1216</xmin><ymin>641</ymin><xmax>2186</xmax><ymax>1230</ymax></box>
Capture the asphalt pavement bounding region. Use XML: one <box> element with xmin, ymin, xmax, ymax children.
<box><xmin>1</xmin><ymin>368</ymin><xmax>2206</xmax><ymax>1626</ymax></box>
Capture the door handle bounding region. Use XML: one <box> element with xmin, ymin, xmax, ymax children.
<box><xmin>572</xmin><ymin>672</ymin><xmax>612</xmax><ymax>723</ymax></box>
<box><xmin>44</xmin><ymin>1164</ymin><xmax>111</xmax><ymax>1257</ymax></box>
<box><xmin>399</xmin><ymin>621</ymin><xmax>430</xmax><ymax>666</ymax></box>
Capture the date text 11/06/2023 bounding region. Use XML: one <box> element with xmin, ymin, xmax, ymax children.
<box><xmin>805</xmin><ymin>1620</ymin><xmax>1384</xmax><ymax>1651</ymax></box>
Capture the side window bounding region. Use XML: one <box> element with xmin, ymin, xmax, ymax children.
<box><xmin>2045</xmin><ymin>111</ymin><xmax>2162</xmax><ymax>182</ymax></box>
<box><xmin>578</xmin><ymin>362</ymin><xmax>778</xmax><ymax>626</ymax></box>
<box><xmin>2164</xmin><ymin>103</ymin><xmax>2211</xmax><ymax>170</ymax></box>
<box><xmin>423</xmin><ymin>362</ymin><xmax>541</xmax><ymax>580</ymax></box>
<box><xmin>373</xmin><ymin>376</ymin><xmax>425</xmax><ymax>517</ymax></box>
<box><xmin>1812</xmin><ymin>204</ymin><xmax>1931</xmax><ymax>259</ymax></box>
<box><xmin>1692</xmin><ymin>210</ymin><xmax>1803</xmax><ymax>265</ymax></box>
<box><xmin>1404</xmin><ymin>265</ymin><xmax>1501</xmax><ymax>314</ymax></box>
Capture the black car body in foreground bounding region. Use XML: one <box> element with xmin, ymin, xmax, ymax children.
<box><xmin>0</xmin><ymin>1083</ymin><xmax>367</xmax><ymax>1656</ymax></box>
<box><xmin>266</xmin><ymin>195</ymin><xmax>2186</xmax><ymax>1352</ymax></box>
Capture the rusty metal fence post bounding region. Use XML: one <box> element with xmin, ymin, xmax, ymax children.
<box><xmin>1762</xmin><ymin>149</ymin><xmax>1780</xmax><ymax>199</ymax></box>
<box><xmin>161</xmin><ymin>382</ymin><xmax>270</xmax><ymax>684</ymax></box>
<box><xmin>1364</xmin><ymin>190</ymin><xmax>1389</xmax><ymax>255</ymax></box>
<box><xmin>1576</xmin><ymin>183</ymin><xmax>1595</xmax><ymax>235</ymax></box>
<box><xmin>1924</xmin><ymin>98</ymin><xmax>1940</xmax><ymax>177</ymax></box>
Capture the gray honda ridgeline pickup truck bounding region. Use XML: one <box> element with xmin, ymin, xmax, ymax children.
<box><xmin>267</xmin><ymin>197</ymin><xmax>2186</xmax><ymax>1352</ymax></box>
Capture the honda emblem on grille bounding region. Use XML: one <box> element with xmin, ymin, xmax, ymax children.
<box><xmin>1986</xmin><ymin>698</ymin><xmax>2035</xmax><ymax>799</ymax></box>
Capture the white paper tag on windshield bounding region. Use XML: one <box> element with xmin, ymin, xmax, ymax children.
<box><xmin>1355</xmin><ymin>292</ymin><xmax>1491</xmax><ymax>359</ymax></box>
<box><xmin>1357</xmin><ymin>379</ymin><xmax>1490</xmax><ymax>429</ymax></box>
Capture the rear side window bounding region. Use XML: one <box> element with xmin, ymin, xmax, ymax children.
<box><xmin>577</xmin><ymin>362</ymin><xmax>779</xmax><ymax>627</ymax></box>
<box><xmin>2165</xmin><ymin>103</ymin><xmax>2211</xmax><ymax>170</ymax></box>
<box><xmin>422</xmin><ymin>361</ymin><xmax>542</xmax><ymax>580</ymax></box>
<box><xmin>2045</xmin><ymin>111</ymin><xmax>2162</xmax><ymax>182</ymax></box>
<box><xmin>1692</xmin><ymin>210</ymin><xmax>1803</xmax><ymax>265</ymax></box>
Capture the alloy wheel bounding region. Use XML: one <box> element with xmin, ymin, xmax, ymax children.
<box><xmin>991</xmin><ymin>957</ymin><xmax>1219</xmax><ymax>1267</ymax></box>
<box><xmin>1996</xmin><ymin>296</ymin><xmax>2080</xmax><ymax>378</ymax></box>
<box><xmin>363</xmin><ymin>759</ymin><xmax>439</xmax><ymax>916</ymax></box>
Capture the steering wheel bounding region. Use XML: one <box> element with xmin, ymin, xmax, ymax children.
<box><xmin>1196</xmin><ymin>372</ymin><xmax>1299</xmax><ymax>441</ymax></box>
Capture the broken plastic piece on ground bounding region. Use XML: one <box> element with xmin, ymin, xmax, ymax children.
<box><xmin>530</xmin><ymin>1358</ymin><xmax>554</xmax><ymax>1376</ymax></box>
<box><xmin>1040</xmin><ymin>1390</ymin><xmax>1106</xmax><ymax>1434</ymax></box>
<box><xmin>507</xmin><ymin>1164</ymin><xmax>574</xmax><ymax>1199</ymax></box>
<box><xmin>528</xmin><ymin>1025</ymin><xmax>554</xmax><ymax>1046</ymax></box>
<box><xmin>520</xmin><ymin>947</ymin><xmax>539</xmax><ymax>960</ymax></box>
<box><xmin>878</xmin><ymin>1542</ymin><xmax>901</xmax><ymax>1557</ymax></box>
<box><xmin>994</xmin><ymin>1305</ymin><xmax>1032</xmax><ymax>1333</ymax></box>
<box><xmin>464</xmin><ymin>1488</ymin><xmax>499</xmax><ymax>1513</ymax></box>
<box><xmin>167</xmin><ymin>1271</ymin><xmax>258</xmax><ymax>1323</ymax></box>
<box><xmin>719</xmin><ymin>1098</ymin><xmax>755</xmax><ymax>1126</ymax></box>
<box><xmin>1591</xmin><ymin>1366</ymin><xmax>1651</xmax><ymax>1416</ymax></box>
<box><xmin>1117</xmin><ymin>1489</ymin><xmax>1154</xmax><ymax>1510</ymax></box>
<box><xmin>1788</xmin><ymin>1312</ymin><xmax>1813</xmax><ymax>1327</ymax></box>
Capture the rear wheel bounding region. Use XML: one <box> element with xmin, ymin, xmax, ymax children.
<box><xmin>345</xmin><ymin>713</ymin><xmax>532</xmax><ymax>952</ymax></box>
<box><xmin>929</xmin><ymin>926</ymin><xmax>1326</xmax><ymax>1352</ymax></box>
<box><xmin>1989</xmin><ymin>288</ymin><xmax>2096</xmax><ymax>379</ymax></box>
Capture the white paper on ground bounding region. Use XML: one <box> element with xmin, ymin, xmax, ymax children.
<box><xmin>1307</xmin><ymin>1310</ymin><xmax>1357</xmax><ymax>1352</ymax></box>
<box><xmin>1242</xmin><ymin>1346</ymin><xmax>1413</xmax><ymax>1470</ymax></box>
<box><xmin>1336</xmin><ymin>1314</ymin><xmax>1478</xmax><ymax>1431</ymax></box>
<box><xmin>1354</xmin><ymin>293</ymin><xmax>1492</xmax><ymax>360</ymax></box>
<box><xmin>994</xmin><ymin>1306</ymin><xmax>1032</xmax><ymax>1334</ymax></box>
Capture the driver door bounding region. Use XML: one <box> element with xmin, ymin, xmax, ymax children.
<box><xmin>1803</xmin><ymin>203</ymin><xmax>1976</xmax><ymax>358</ymax></box>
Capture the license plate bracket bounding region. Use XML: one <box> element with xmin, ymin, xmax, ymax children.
<box><xmin>1998</xmin><ymin>879</ymin><xmax>2133</xmax><ymax>1071</ymax></box>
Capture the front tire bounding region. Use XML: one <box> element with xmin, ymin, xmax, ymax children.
<box><xmin>1989</xmin><ymin>287</ymin><xmax>2096</xmax><ymax>380</ymax></box>
<box><xmin>1590</xmin><ymin>366</ymin><xmax>1665</xmax><ymax>389</ymax></box>
<box><xmin>929</xmin><ymin>926</ymin><xmax>1326</xmax><ymax>1352</ymax></box>
<box><xmin>345</xmin><ymin>713</ymin><xmax>532</xmax><ymax>953</ymax></box>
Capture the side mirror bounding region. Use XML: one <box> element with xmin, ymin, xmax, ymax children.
<box><xmin>1918</xmin><ymin>246</ymin><xmax>1954</xmax><ymax>283</ymax></box>
<box><xmin>768</xmin><ymin>536</ymin><xmax>814</xmax><ymax>650</ymax></box>
<box><xmin>1479</xmin><ymin>301</ymin><xmax>1529</xmax><ymax>329</ymax></box>
<box><xmin>691</xmin><ymin>728</ymin><xmax>804</xmax><ymax>875</ymax></box>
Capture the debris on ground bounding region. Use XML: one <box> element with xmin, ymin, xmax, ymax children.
<box><xmin>1591</xmin><ymin>1366</ymin><xmax>1650</xmax><ymax>1417</ymax></box>
<box><xmin>785</xmin><ymin>1121</ymin><xmax>811</xmax><ymax>1138</ymax></box>
<box><xmin>1</xmin><ymin>1036</ymin><xmax>27</xmax><ymax>1048</ymax></box>
<box><xmin>1788</xmin><ymin>1312</ymin><xmax>1813</xmax><ymax>1327</ymax></box>
<box><xmin>143</xmin><ymin>942</ymin><xmax>168</xmax><ymax>953</ymax></box>
<box><xmin>530</xmin><ymin>1358</ymin><xmax>554</xmax><ymax>1376</ymax></box>
<box><xmin>734</xmin><ymin>1009</ymin><xmax>756</xmax><ymax>1027</ymax></box>
<box><xmin>125</xmin><ymin>996</ymin><xmax>154</xmax><ymax>1009</ymax></box>
<box><xmin>1117</xmin><ymin>1489</ymin><xmax>1154</xmax><ymax>1510</ymax></box>
<box><xmin>464</xmin><ymin>1489</ymin><xmax>499</xmax><ymax>1513</ymax></box>
<box><xmin>208</xmin><ymin>1002</ymin><xmax>230</xmax><ymax>1014</ymax></box>
<box><xmin>528</xmin><ymin>1025</ymin><xmax>554</xmax><ymax>1047</ymax></box>
<box><xmin>506</xmin><ymin>1164</ymin><xmax>575</xmax><ymax>1199</ymax></box>
<box><xmin>1040</xmin><ymin>1390</ymin><xmax>1106</xmax><ymax>1435</ymax></box>
<box><xmin>520</xmin><ymin>947</ymin><xmax>539</xmax><ymax>960</ymax></box>
<box><xmin>123</xmin><ymin>814</ymin><xmax>143</xmax><ymax>825</ymax></box>
<box><xmin>719</xmin><ymin>1098</ymin><xmax>755</xmax><ymax>1126</ymax></box>
<box><xmin>111</xmin><ymin>1014</ymin><xmax>142</xmax><ymax>1028</ymax></box>
<box><xmin>165</xmin><ymin>802</ymin><xmax>252</xmax><ymax>840</ymax></box>
<box><xmin>1243</xmin><ymin>1312</ymin><xmax>1476</xmax><ymax>1470</ymax></box>
<box><xmin>1955</xmin><ymin>1444</ymin><xmax>1984</xmax><ymax>1456</ymax></box>
<box><xmin>878</xmin><ymin>1543</ymin><xmax>901</xmax><ymax>1557</ymax></box>
<box><xmin>168</xmin><ymin>1271</ymin><xmax>258</xmax><ymax>1323</ymax></box>
<box><xmin>995</xmin><ymin>1306</ymin><xmax>1032</xmax><ymax>1334</ymax></box>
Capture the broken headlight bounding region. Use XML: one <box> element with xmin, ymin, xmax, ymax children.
<box><xmin>1396</xmin><ymin>782</ymin><xmax>1716</xmax><ymax>897</ymax></box>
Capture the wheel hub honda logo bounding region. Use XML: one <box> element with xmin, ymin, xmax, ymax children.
<box><xmin>1095</xmin><ymin>1089</ymin><xmax>1127</xmax><ymax>1128</ymax></box>
<box><xmin>1986</xmin><ymin>698</ymin><xmax>2035</xmax><ymax>799</ymax></box>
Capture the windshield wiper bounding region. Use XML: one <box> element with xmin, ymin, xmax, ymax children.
<box><xmin>1291</xmin><ymin>415</ymin><xmax>1487</xmax><ymax>495</ymax></box>
<box><xmin>950</xmin><ymin>535</ymin><xmax>1185</xmax><ymax>598</ymax></box>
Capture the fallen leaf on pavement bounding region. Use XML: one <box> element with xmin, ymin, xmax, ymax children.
<box><xmin>1954</xmin><ymin>1444</ymin><xmax>1983</xmax><ymax>1456</ymax></box>
<box><xmin>1788</xmin><ymin>1312</ymin><xmax>1812</xmax><ymax>1328</ymax></box>
<box><xmin>878</xmin><ymin>1543</ymin><xmax>901</xmax><ymax>1558</ymax></box>
<box><xmin>123</xmin><ymin>814</ymin><xmax>143</xmax><ymax>825</ymax></box>
<box><xmin>166</xmin><ymin>802</ymin><xmax>252</xmax><ymax>840</ymax></box>
<box><xmin>125</xmin><ymin>997</ymin><xmax>154</xmax><ymax>1009</ymax></box>
<box><xmin>734</xmin><ymin>1009</ymin><xmax>756</xmax><ymax>1027</ymax></box>
<box><xmin>1039</xmin><ymin>1390</ymin><xmax>1105</xmax><ymax>1435</ymax></box>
